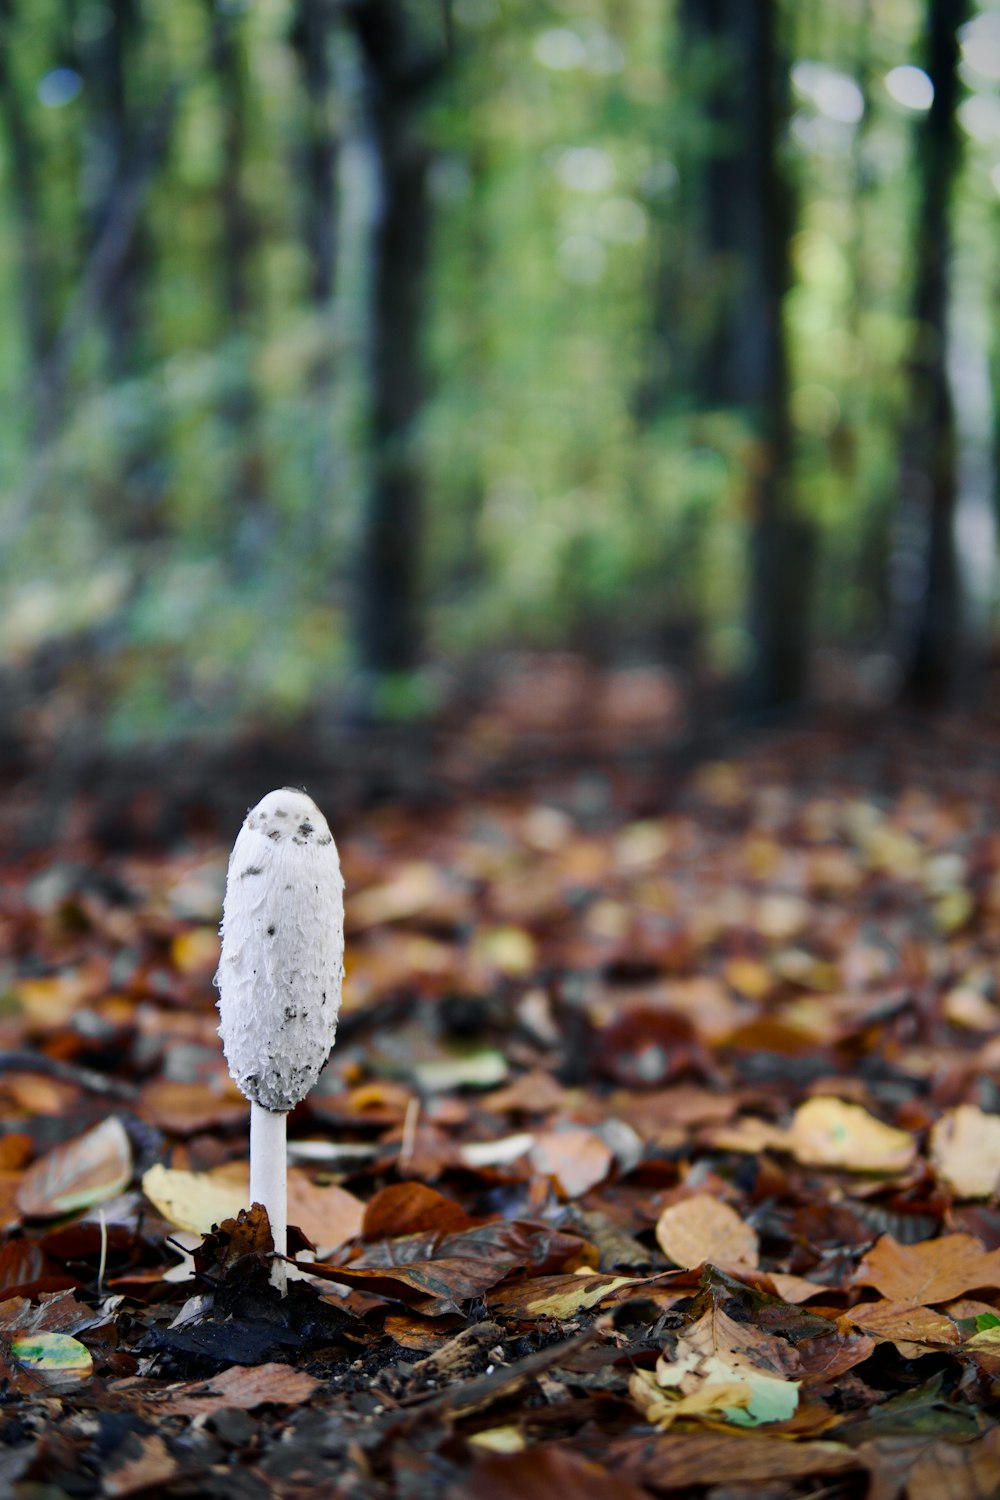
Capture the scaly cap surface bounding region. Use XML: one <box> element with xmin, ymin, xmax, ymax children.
<box><xmin>216</xmin><ymin>788</ymin><xmax>344</xmax><ymax>1111</ymax></box>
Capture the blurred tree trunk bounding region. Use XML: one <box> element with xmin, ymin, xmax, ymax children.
<box><xmin>82</xmin><ymin>0</ymin><xmax>141</xmax><ymax>377</ymax></box>
<box><xmin>893</xmin><ymin>0</ymin><xmax>969</xmax><ymax>704</ymax></box>
<box><xmin>204</xmin><ymin>0</ymin><xmax>266</xmax><ymax>555</ymax></box>
<box><xmin>79</xmin><ymin>0</ymin><xmax>169</xmax><ymax>539</ymax></box>
<box><xmin>683</xmin><ymin>0</ymin><xmax>809</xmax><ymax>711</ymax></box>
<box><xmin>0</xmin><ymin>0</ymin><xmax>62</xmax><ymax>438</ymax></box>
<box><xmin>290</xmin><ymin>0</ymin><xmax>339</xmax><ymax>495</ymax></box>
<box><xmin>645</xmin><ymin>0</ymin><xmax>808</xmax><ymax>711</ymax></box>
<box><xmin>292</xmin><ymin>0</ymin><xmax>338</xmax><ymax>307</ymax></box>
<box><xmin>346</xmin><ymin>0</ymin><xmax>443</xmax><ymax>691</ymax></box>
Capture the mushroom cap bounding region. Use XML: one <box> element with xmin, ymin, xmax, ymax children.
<box><xmin>216</xmin><ymin>788</ymin><xmax>344</xmax><ymax>1112</ymax></box>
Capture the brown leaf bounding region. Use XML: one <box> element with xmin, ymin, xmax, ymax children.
<box><xmin>168</xmin><ymin>1362</ymin><xmax>321</xmax><ymax>1416</ymax></box>
<box><xmin>530</xmin><ymin>1128</ymin><xmax>613</xmax><ymax>1198</ymax></box>
<box><xmin>655</xmin><ymin>1194</ymin><xmax>759</xmax><ymax>1270</ymax></box>
<box><xmin>312</xmin><ymin>1220</ymin><xmax>590</xmax><ymax>1312</ymax></box>
<box><xmin>611</xmin><ymin>1431</ymin><xmax>860</xmax><ymax>1487</ymax></box>
<box><xmin>16</xmin><ymin>1117</ymin><xmax>132</xmax><ymax>1219</ymax></box>
<box><xmin>907</xmin><ymin>1427</ymin><xmax>1000</xmax><ymax>1500</ymax></box>
<box><xmin>286</xmin><ymin>1172</ymin><xmax>364</xmax><ymax>1254</ymax></box>
<box><xmin>193</xmin><ymin>1203</ymin><xmax>274</xmax><ymax>1276</ymax></box>
<box><xmin>137</xmin><ymin>1078</ymin><xmax>247</xmax><ymax>1135</ymax></box>
<box><xmin>487</xmin><ymin>1271</ymin><xmax>639</xmax><ymax>1319</ymax></box>
<box><xmin>102</xmin><ymin>1433</ymin><xmax>178</xmax><ymax>1498</ymax></box>
<box><xmin>457</xmin><ymin>1445</ymin><xmax>647</xmax><ymax>1500</ymax></box>
<box><xmin>0</xmin><ymin>1240</ymin><xmax>76</xmax><ymax>1302</ymax></box>
<box><xmin>854</xmin><ymin>1234</ymin><xmax>1000</xmax><ymax>1305</ymax></box>
<box><xmin>844</xmin><ymin>1300</ymin><xmax>961</xmax><ymax>1350</ymax></box>
<box><xmin>362</xmin><ymin>1181</ymin><xmax>473</xmax><ymax>1239</ymax></box>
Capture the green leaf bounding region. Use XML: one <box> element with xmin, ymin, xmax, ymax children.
<box><xmin>10</xmin><ymin>1332</ymin><xmax>93</xmax><ymax>1381</ymax></box>
<box><xmin>976</xmin><ymin>1312</ymin><xmax>1000</xmax><ymax>1332</ymax></box>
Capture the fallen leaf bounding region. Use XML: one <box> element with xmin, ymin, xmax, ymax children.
<box><xmin>168</xmin><ymin>1361</ymin><xmax>321</xmax><ymax>1416</ymax></box>
<box><xmin>530</xmin><ymin>1128</ymin><xmax>614</xmax><ymax>1198</ymax></box>
<box><xmin>855</xmin><ymin>1234</ymin><xmax>1000</xmax><ymax>1305</ymax></box>
<box><xmin>612</xmin><ymin>1432</ymin><xmax>859</xmax><ymax>1488</ymax></box>
<box><xmin>655</xmin><ymin>1194</ymin><xmax>759</xmax><ymax>1270</ymax></box>
<box><xmin>788</xmin><ymin>1096</ymin><xmax>916</xmax><ymax>1172</ymax></box>
<box><xmin>102</xmin><ymin>1433</ymin><xmax>177</xmax><ymax>1497</ymax></box>
<box><xmin>17</xmin><ymin>1117</ymin><xmax>132</xmax><ymax>1219</ymax></box>
<box><xmin>8</xmin><ymin>1331</ymin><xmax>93</xmax><ymax>1385</ymax></box>
<box><xmin>930</xmin><ymin>1105</ymin><xmax>1000</xmax><ymax>1199</ymax></box>
<box><xmin>466</xmin><ymin>1427</ymin><xmax>527</xmax><ymax>1455</ymax></box>
<box><xmin>362</xmin><ymin>1181</ymin><xmax>473</xmax><ymax>1239</ymax></box>
<box><xmin>142</xmin><ymin>1163</ymin><xmax>248</xmax><ymax>1234</ymax></box>
<box><xmin>844</xmin><ymin>1300</ymin><xmax>961</xmax><ymax>1350</ymax></box>
<box><xmin>457</xmin><ymin>1445</ymin><xmax>648</xmax><ymax>1500</ymax></box>
<box><xmin>286</xmin><ymin>1172</ymin><xmax>365</xmax><ymax>1254</ymax></box>
<box><xmin>488</xmin><ymin>1271</ymin><xmax>637</xmax><ymax>1319</ymax></box>
<box><xmin>650</xmin><ymin>1301</ymin><xmax>800</xmax><ymax>1428</ymax></box>
<box><xmin>629</xmin><ymin>1366</ymin><xmax>752</xmax><ymax>1429</ymax></box>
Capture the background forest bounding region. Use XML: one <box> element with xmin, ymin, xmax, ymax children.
<box><xmin>0</xmin><ymin>0</ymin><xmax>998</xmax><ymax>750</ymax></box>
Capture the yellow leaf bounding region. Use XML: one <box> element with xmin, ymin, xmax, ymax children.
<box><xmin>142</xmin><ymin>1163</ymin><xmax>248</xmax><ymax>1234</ymax></box>
<box><xmin>930</xmin><ymin>1105</ymin><xmax>1000</xmax><ymax>1199</ymax></box>
<box><xmin>789</xmin><ymin>1096</ymin><xmax>915</xmax><ymax>1172</ymax></box>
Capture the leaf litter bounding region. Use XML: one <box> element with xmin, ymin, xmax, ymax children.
<box><xmin>4</xmin><ymin>723</ymin><xmax>1000</xmax><ymax>1495</ymax></box>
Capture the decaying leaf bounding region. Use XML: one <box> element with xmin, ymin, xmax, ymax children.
<box><xmin>639</xmin><ymin>1301</ymin><xmax>800</xmax><ymax>1429</ymax></box>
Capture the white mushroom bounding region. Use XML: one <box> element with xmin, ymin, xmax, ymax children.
<box><xmin>215</xmin><ymin>788</ymin><xmax>344</xmax><ymax>1293</ymax></box>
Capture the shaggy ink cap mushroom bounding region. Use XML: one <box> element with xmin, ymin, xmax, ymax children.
<box><xmin>216</xmin><ymin>788</ymin><xmax>345</xmax><ymax>1113</ymax></box>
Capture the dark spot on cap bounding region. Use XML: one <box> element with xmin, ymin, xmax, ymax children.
<box><xmin>317</xmin><ymin>834</ymin><xmax>332</xmax><ymax>845</ymax></box>
<box><xmin>240</xmin><ymin>865</ymin><xmax>263</xmax><ymax>878</ymax></box>
<box><xmin>299</xmin><ymin>821</ymin><xmax>313</xmax><ymax>838</ymax></box>
<box><xmin>267</xmin><ymin>828</ymin><xmax>281</xmax><ymax>842</ymax></box>
<box><xmin>267</xmin><ymin>924</ymin><xmax>276</xmax><ymax>936</ymax></box>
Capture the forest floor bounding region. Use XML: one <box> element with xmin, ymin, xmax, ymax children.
<box><xmin>4</xmin><ymin>713</ymin><xmax>1000</xmax><ymax>1498</ymax></box>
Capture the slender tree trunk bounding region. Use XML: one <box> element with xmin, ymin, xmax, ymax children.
<box><xmin>347</xmin><ymin>1</ymin><xmax>442</xmax><ymax>686</ymax></box>
<box><xmin>292</xmin><ymin>0</ymin><xmax>338</xmax><ymax>306</ymax></box>
<box><xmin>894</xmin><ymin>0</ymin><xmax>969</xmax><ymax>703</ymax></box>
<box><xmin>204</xmin><ymin>0</ymin><xmax>265</xmax><ymax>545</ymax></box>
<box><xmin>290</xmin><ymin>0</ymin><xmax>339</xmax><ymax>501</ymax></box>
<box><xmin>0</xmin><ymin>0</ymin><xmax>61</xmax><ymax>437</ymax></box>
<box><xmin>676</xmin><ymin>0</ymin><xmax>809</xmax><ymax>710</ymax></box>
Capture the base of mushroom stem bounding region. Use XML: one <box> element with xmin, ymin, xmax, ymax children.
<box><xmin>250</xmin><ymin>1102</ymin><xmax>288</xmax><ymax>1295</ymax></box>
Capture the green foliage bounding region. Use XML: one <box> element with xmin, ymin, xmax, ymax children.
<box><xmin>0</xmin><ymin>0</ymin><xmax>995</xmax><ymax>738</ymax></box>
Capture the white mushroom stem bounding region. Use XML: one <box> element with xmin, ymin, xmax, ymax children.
<box><xmin>251</xmin><ymin>1104</ymin><xmax>288</xmax><ymax>1295</ymax></box>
